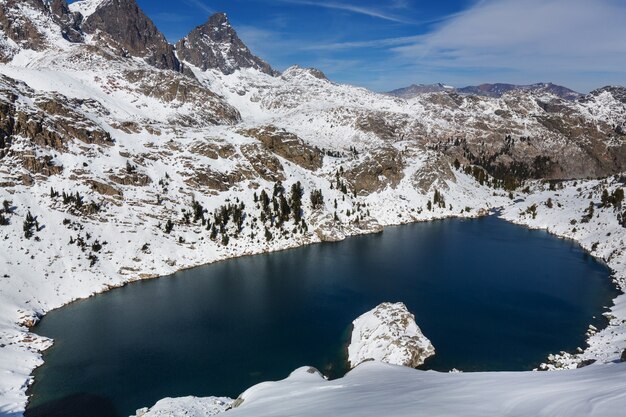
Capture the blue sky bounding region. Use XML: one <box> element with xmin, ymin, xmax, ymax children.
<box><xmin>77</xmin><ymin>0</ymin><xmax>626</xmax><ymax>92</ymax></box>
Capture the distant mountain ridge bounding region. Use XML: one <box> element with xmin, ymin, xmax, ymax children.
<box><xmin>388</xmin><ymin>82</ymin><xmax>582</xmax><ymax>101</ymax></box>
<box><xmin>386</xmin><ymin>83</ymin><xmax>455</xmax><ymax>98</ymax></box>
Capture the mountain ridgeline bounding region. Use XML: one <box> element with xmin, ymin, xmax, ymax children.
<box><xmin>387</xmin><ymin>82</ymin><xmax>582</xmax><ymax>101</ymax></box>
<box><xmin>0</xmin><ymin>0</ymin><xmax>624</xmax><ymax>185</ymax></box>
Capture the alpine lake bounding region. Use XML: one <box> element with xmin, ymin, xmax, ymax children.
<box><xmin>26</xmin><ymin>216</ymin><xmax>619</xmax><ymax>417</ymax></box>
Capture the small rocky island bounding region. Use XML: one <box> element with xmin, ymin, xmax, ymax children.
<box><xmin>348</xmin><ymin>302</ymin><xmax>435</xmax><ymax>368</ymax></box>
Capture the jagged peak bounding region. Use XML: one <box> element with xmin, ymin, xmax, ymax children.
<box><xmin>79</xmin><ymin>0</ymin><xmax>181</xmax><ymax>72</ymax></box>
<box><xmin>176</xmin><ymin>11</ymin><xmax>276</xmax><ymax>76</ymax></box>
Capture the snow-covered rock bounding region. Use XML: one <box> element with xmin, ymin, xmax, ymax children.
<box><xmin>348</xmin><ymin>302</ymin><xmax>435</xmax><ymax>368</ymax></box>
<box><xmin>133</xmin><ymin>396</ymin><xmax>233</xmax><ymax>417</ymax></box>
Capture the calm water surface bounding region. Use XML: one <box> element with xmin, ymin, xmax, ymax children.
<box><xmin>27</xmin><ymin>217</ymin><xmax>619</xmax><ymax>417</ymax></box>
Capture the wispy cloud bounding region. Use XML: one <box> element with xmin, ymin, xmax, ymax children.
<box><xmin>301</xmin><ymin>35</ymin><xmax>423</xmax><ymax>51</ymax></box>
<box><xmin>377</xmin><ymin>0</ymin><xmax>626</xmax><ymax>91</ymax></box>
<box><xmin>183</xmin><ymin>0</ymin><xmax>214</xmax><ymax>16</ymax></box>
<box><xmin>277</xmin><ymin>0</ymin><xmax>413</xmax><ymax>24</ymax></box>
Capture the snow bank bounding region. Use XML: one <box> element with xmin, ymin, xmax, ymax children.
<box><xmin>137</xmin><ymin>362</ymin><xmax>626</xmax><ymax>417</ymax></box>
<box><xmin>348</xmin><ymin>302</ymin><xmax>435</xmax><ymax>368</ymax></box>
<box><xmin>133</xmin><ymin>396</ymin><xmax>233</xmax><ymax>417</ymax></box>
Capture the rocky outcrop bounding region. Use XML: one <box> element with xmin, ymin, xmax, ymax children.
<box><xmin>0</xmin><ymin>0</ymin><xmax>49</xmax><ymax>61</ymax></box>
<box><xmin>87</xmin><ymin>180</ymin><xmax>123</xmax><ymax>197</ymax></box>
<box><xmin>355</xmin><ymin>112</ymin><xmax>409</xmax><ymax>141</ymax></box>
<box><xmin>240</xmin><ymin>144</ymin><xmax>285</xmax><ymax>182</ymax></box>
<box><xmin>48</xmin><ymin>0</ymin><xmax>84</xmax><ymax>43</ymax></box>
<box><xmin>239</xmin><ymin>126</ymin><xmax>323</xmax><ymax>171</ymax></box>
<box><xmin>81</xmin><ymin>0</ymin><xmax>180</xmax><ymax>71</ymax></box>
<box><xmin>122</xmin><ymin>70</ymin><xmax>241</xmax><ymax>126</ymax></box>
<box><xmin>189</xmin><ymin>141</ymin><xmax>237</xmax><ymax>160</ymax></box>
<box><xmin>348</xmin><ymin>302</ymin><xmax>435</xmax><ymax>369</ymax></box>
<box><xmin>184</xmin><ymin>168</ymin><xmax>247</xmax><ymax>192</ymax></box>
<box><xmin>0</xmin><ymin>75</ymin><xmax>113</xmax><ymax>152</ymax></box>
<box><xmin>176</xmin><ymin>13</ymin><xmax>276</xmax><ymax>76</ymax></box>
<box><xmin>345</xmin><ymin>148</ymin><xmax>405</xmax><ymax>195</ymax></box>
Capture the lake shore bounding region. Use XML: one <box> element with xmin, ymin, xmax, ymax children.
<box><xmin>1</xmin><ymin>176</ymin><xmax>625</xmax><ymax>415</ymax></box>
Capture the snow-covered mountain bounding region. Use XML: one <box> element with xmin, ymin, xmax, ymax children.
<box><xmin>458</xmin><ymin>82</ymin><xmax>582</xmax><ymax>100</ymax></box>
<box><xmin>0</xmin><ymin>0</ymin><xmax>625</xmax><ymax>415</ymax></box>
<box><xmin>176</xmin><ymin>12</ymin><xmax>276</xmax><ymax>76</ymax></box>
<box><xmin>389</xmin><ymin>82</ymin><xmax>582</xmax><ymax>101</ymax></box>
<box><xmin>386</xmin><ymin>83</ymin><xmax>456</xmax><ymax>98</ymax></box>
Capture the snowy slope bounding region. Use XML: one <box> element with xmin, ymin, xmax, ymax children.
<box><xmin>135</xmin><ymin>362</ymin><xmax>626</xmax><ymax>417</ymax></box>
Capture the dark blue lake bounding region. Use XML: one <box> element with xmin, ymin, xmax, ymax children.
<box><xmin>26</xmin><ymin>216</ymin><xmax>619</xmax><ymax>417</ymax></box>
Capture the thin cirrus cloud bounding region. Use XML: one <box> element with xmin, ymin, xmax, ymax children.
<box><xmin>182</xmin><ymin>0</ymin><xmax>214</xmax><ymax>16</ymax></box>
<box><xmin>276</xmin><ymin>0</ymin><xmax>413</xmax><ymax>24</ymax></box>
<box><xmin>388</xmin><ymin>0</ymin><xmax>626</xmax><ymax>89</ymax></box>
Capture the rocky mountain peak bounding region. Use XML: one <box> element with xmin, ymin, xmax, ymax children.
<box><xmin>79</xmin><ymin>0</ymin><xmax>180</xmax><ymax>72</ymax></box>
<box><xmin>176</xmin><ymin>12</ymin><xmax>276</xmax><ymax>76</ymax></box>
<box><xmin>281</xmin><ymin>65</ymin><xmax>328</xmax><ymax>81</ymax></box>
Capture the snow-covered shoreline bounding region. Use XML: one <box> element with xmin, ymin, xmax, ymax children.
<box><xmin>2</xmin><ymin>176</ymin><xmax>624</xmax><ymax>415</ymax></box>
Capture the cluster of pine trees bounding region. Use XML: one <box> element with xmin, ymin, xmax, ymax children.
<box><xmin>455</xmin><ymin>159</ymin><xmax>519</xmax><ymax>191</ymax></box>
<box><xmin>50</xmin><ymin>187</ymin><xmax>102</xmax><ymax>214</ymax></box>
<box><xmin>0</xmin><ymin>199</ymin><xmax>11</xmax><ymax>226</ymax></box>
<box><xmin>162</xmin><ymin>181</ymin><xmax>322</xmax><ymax>246</ymax></box>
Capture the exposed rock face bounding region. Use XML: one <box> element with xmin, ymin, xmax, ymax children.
<box><xmin>122</xmin><ymin>70</ymin><xmax>241</xmax><ymax>126</ymax></box>
<box><xmin>348</xmin><ymin>302</ymin><xmax>435</xmax><ymax>369</ymax></box>
<box><xmin>419</xmin><ymin>90</ymin><xmax>626</xmax><ymax>181</ymax></box>
<box><xmin>48</xmin><ymin>0</ymin><xmax>84</xmax><ymax>43</ymax></box>
<box><xmin>346</xmin><ymin>148</ymin><xmax>405</xmax><ymax>195</ymax></box>
<box><xmin>184</xmin><ymin>168</ymin><xmax>247</xmax><ymax>192</ymax></box>
<box><xmin>240</xmin><ymin>144</ymin><xmax>285</xmax><ymax>182</ymax></box>
<box><xmin>0</xmin><ymin>75</ymin><xmax>112</xmax><ymax>152</ymax></box>
<box><xmin>81</xmin><ymin>0</ymin><xmax>180</xmax><ymax>71</ymax></box>
<box><xmin>239</xmin><ymin>126</ymin><xmax>323</xmax><ymax>171</ymax></box>
<box><xmin>0</xmin><ymin>0</ymin><xmax>49</xmax><ymax>61</ymax></box>
<box><xmin>355</xmin><ymin>112</ymin><xmax>409</xmax><ymax>140</ymax></box>
<box><xmin>176</xmin><ymin>13</ymin><xmax>276</xmax><ymax>76</ymax></box>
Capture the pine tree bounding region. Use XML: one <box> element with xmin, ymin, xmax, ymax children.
<box><xmin>23</xmin><ymin>211</ymin><xmax>36</xmax><ymax>239</ymax></box>
<box><xmin>164</xmin><ymin>219</ymin><xmax>174</xmax><ymax>234</ymax></box>
<box><xmin>310</xmin><ymin>189</ymin><xmax>324</xmax><ymax>210</ymax></box>
<box><xmin>279</xmin><ymin>194</ymin><xmax>291</xmax><ymax>222</ymax></box>
<box><xmin>290</xmin><ymin>182</ymin><xmax>304</xmax><ymax>222</ymax></box>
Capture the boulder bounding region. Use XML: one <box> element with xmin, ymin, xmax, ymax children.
<box><xmin>348</xmin><ymin>302</ymin><xmax>435</xmax><ymax>369</ymax></box>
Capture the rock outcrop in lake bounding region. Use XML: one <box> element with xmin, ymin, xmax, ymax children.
<box><xmin>348</xmin><ymin>302</ymin><xmax>435</xmax><ymax>368</ymax></box>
